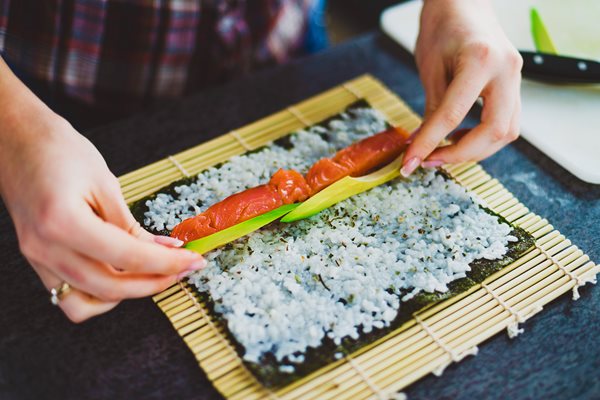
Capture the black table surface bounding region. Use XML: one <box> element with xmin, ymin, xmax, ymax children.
<box><xmin>2</xmin><ymin>32</ymin><xmax>599</xmax><ymax>400</ymax></box>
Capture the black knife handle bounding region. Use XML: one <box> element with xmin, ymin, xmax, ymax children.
<box><xmin>519</xmin><ymin>50</ymin><xmax>600</xmax><ymax>84</ymax></box>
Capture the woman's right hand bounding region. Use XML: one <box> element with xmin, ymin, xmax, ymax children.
<box><xmin>0</xmin><ymin>60</ymin><xmax>206</xmax><ymax>323</ymax></box>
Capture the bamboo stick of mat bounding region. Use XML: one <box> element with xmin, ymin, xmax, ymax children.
<box><xmin>118</xmin><ymin>74</ymin><xmax>598</xmax><ymax>400</ymax></box>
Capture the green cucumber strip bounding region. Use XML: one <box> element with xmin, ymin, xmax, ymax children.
<box><xmin>531</xmin><ymin>8</ymin><xmax>558</xmax><ymax>54</ymax></box>
<box><xmin>185</xmin><ymin>203</ymin><xmax>301</xmax><ymax>254</ymax></box>
<box><xmin>281</xmin><ymin>154</ymin><xmax>404</xmax><ymax>223</ymax></box>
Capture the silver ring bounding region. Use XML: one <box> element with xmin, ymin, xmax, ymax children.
<box><xmin>50</xmin><ymin>282</ymin><xmax>71</xmax><ymax>306</ymax></box>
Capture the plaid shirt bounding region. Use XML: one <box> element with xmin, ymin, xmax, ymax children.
<box><xmin>0</xmin><ymin>0</ymin><xmax>322</xmax><ymax>112</ymax></box>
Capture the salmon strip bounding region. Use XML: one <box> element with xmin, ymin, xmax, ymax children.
<box><xmin>171</xmin><ymin>127</ymin><xmax>409</xmax><ymax>243</ymax></box>
<box><xmin>171</xmin><ymin>169</ymin><xmax>310</xmax><ymax>243</ymax></box>
<box><xmin>306</xmin><ymin>127</ymin><xmax>409</xmax><ymax>193</ymax></box>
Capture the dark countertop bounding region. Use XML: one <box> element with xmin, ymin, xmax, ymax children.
<box><xmin>1</xmin><ymin>32</ymin><xmax>599</xmax><ymax>400</ymax></box>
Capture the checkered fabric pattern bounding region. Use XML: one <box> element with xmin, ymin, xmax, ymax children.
<box><xmin>0</xmin><ymin>0</ymin><xmax>319</xmax><ymax>111</ymax></box>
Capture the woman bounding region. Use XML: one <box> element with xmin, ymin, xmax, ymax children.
<box><xmin>0</xmin><ymin>0</ymin><xmax>522</xmax><ymax>322</ymax></box>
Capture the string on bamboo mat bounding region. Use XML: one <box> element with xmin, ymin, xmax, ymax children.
<box><xmin>230</xmin><ymin>130</ymin><xmax>253</xmax><ymax>151</ymax></box>
<box><xmin>481</xmin><ymin>283</ymin><xmax>526</xmax><ymax>338</ymax></box>
<box><xmin>167</xmin><ymin>155</ymin><xmax>191</xmax><ymax>178</ymax></box>
<box><xmin>414</xmin><ymin>314</ymin><xmax>478</xmax><ymax>377</ymax></box>
<box><xmin>287</xmin><ymin>106</ymin><xmax>312</xmax><ymax>127</ymax></box>
<box><xmin>179</xmin><ymin>282</ymin><xmax>280</xmax><ymax>400</ymax></box>
<box><xmin>342</xmin><ymin>83</ymin><xmax>362</xmax><ymax>99</ymax></box>
<box><xmin>344</xmin><ymin>356</ymin><xmax>406</xmax><ymax>400</ymax></box>
<box><xmin>179</xmin><ymin>282</ymin><xmax>241</xmax><ymax>367</ymax></box>
<box><xmin>536</xmin><ymin>243</ymin><xmax>597</xmax><ymax>300</ymax></box>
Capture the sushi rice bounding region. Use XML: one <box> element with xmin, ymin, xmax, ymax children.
<box><xmin>143</xmin><ymin>108</ymin><xmax>517</xmax><ymax>372</ymax></box>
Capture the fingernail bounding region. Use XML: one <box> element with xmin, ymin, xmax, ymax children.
<box><xmin>400</xmin><ymin>157</ymin><xmax>421</xmax><ymax>177</ymax></box>
<box><xmin>421</xmin><ymin>160</ymin><xmax>444</xmax><ymax>169</ymax></box>
<box><xmin>177</xmin><ymin>269</ymin><xmax>196</xmax><ymax>281</ymax></box>
<box><xmin>154</xmin><ymin>235</ymin><xmax>184</xmax><ymax>247</ymax></box>
<box><xmin>187</xmin><ymin>258</ymin><xmax>207</xmax><ymax>271</ymax></box>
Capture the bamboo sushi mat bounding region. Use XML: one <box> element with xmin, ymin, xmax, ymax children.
<box><xmin>119</xmin><ymin>75</ymin><xmax>599</xmax><ymax>400</ymax></box>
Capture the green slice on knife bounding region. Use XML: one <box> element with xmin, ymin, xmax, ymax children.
<box><xmin>530</xmin><ymin>7</ymin><xmax>558</xmax><ymax>55</ymax></box>
<box><xmin>185</xmin><ymin>203</ymin><xmax>301</xmax><ymax>254</ymax></box>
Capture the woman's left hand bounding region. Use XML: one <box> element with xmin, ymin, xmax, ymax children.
<box><xmin>401</xmin><ymin>0</ymin><xmax>523</xmax><ymax>176</ymax></box>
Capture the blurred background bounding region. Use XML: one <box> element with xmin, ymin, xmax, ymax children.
<box><xmin>326</xmin><ymin>0</ymin><xmax>404</xmax><ymax>44</ymax></box>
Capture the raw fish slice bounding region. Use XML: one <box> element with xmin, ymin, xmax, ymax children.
<box><xmin>306</xmin><ymin>127</ymin><xmax>408</xmax><ymax>193</ymax></box>
<box><xmin>210</xmin><ymin>185</ymin><xmax>283</xmax><ymax>228</ymax></box>
<box><xmin>334</xmin><ymin>127</ymin><xmax>408</xmax><ymax>176</ymax></box>
<box><xmin>171</xmin><ymin>185</ymin><xmax>282</xmax><ymax>242</ymax></box>
<box><xmin>170</xmin><ymin>214</ymin><xmax>216</xmax><ymax>243</ymax></box>
<box><xmin>269</xmin><ymin>169</ymin><xmax>312</xmax><ymax>204</ymax></box>
<box><xmin>305</xmin><ymin>159</ymin><xmax>348</xmax><ymax>194</ymax></box>
<box><xmin>171</xmin><ymin>169</ymin><xmax>310</xmax><ymax>243</ymax></box>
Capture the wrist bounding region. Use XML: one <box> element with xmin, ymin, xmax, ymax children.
<box><xmin>0</xmin><ymin>89</ymin><xmax>66</xmax><ymax>200</ymax></box>
<box><xmin>0</xmin><ymin>56</ymin><xmax>65</xmax><ymax>143</ymax></box>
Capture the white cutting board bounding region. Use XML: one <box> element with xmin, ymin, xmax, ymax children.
<box><xmin>381</xmin><ymin>0</ymin><xmax>600</xmax><ymax>184</ymax></box>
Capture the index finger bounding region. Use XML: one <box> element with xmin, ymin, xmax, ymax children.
<box><xmin>425</xmin><ymin>79</ymin><xmax>520</xmax><ymax>164</ymax></box>
<box><xmin>64</xmin><ymin>207</ymin><xmax>205</xmax><ymax>275</ymax></box>
<box><xmin>402</xmin><ymin>67</ymin><xmax>488</xmax><ymax>176</ymax></box>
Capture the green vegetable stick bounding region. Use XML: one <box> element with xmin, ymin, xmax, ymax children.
<box><xmin>281</xmin><ymin>154</ymin><xmax>405</xmax><ymax>223</ymax></box>
<box><xmin>185</xmin><ymin>203</ymin><xmax>301</xmax><ymax>254</ymax></box>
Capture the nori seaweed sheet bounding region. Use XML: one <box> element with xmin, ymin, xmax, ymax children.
<box><xmin>130</xmin><ymin>102</ymin><xmax>535</xmax><ymax>388</ymax></box>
